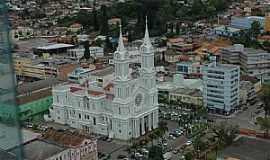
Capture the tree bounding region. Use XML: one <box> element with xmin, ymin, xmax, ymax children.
<box><xmin>92</xmin><ymin>0</ymin><xmax>99</xmax><ymax>31</ymax></box>
<box><xmin>100</xmin><ymin>5</ymin><xmax>109</xmax><ymax>35</ymax></box>
<box><xmin>257</xmin><ymin>117</ymin><xmax>270</xmax><ymax>138</ymax></box>
<box><xmin>184</xmin><ymin>152</ymin><xmax>193</xmax><ymax>160</ymax></box>
<box><xmin>251</xmin><ymin>20</ymin><xmax>261</xmax><ymax>38</ymax></box>
<box><xmin>211</xmin><ymin>122</ymin><xmax>239</xmax><ymax>146</ymax></box>
<box><xmin>210</xmin><ymin>122</ymin><xmax>239</xmax><ymax>157</ymax></box>
<box><xmin>148</xmin><ymin>146</ymin><xmax>164</xmax><ymax>160</ymax></box>
<box><xmin>83</xmin><ymin>41</ymin><xmax>90</xmax><ymax>59</ymax></box>
<box><xmin>260</xmin><ymin>84</ymin><xmax>270</xmax><ymax>118</ymax></box>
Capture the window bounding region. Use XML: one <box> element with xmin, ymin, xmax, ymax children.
<box><xmin>119</xmin><ymin>107</ymin><xmax>121</xmax><ymax>114</ymax></box>
<box><xmin>79</xmin><ymin>114</ymin><xmax>81</xmax><ymax>119</ymax></box>
<box><xmin>56</xmin><ymin>96</ymin><xmax>59</xmax><ymax>103</ymax></box>
<box><xmin>93</xmin><ymin>117</ymin><xmax>96</xmax><ymax>125</ymax></box>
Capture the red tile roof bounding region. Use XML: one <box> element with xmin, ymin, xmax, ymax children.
<box><xmin>88</xmin><ymin>90</ymin><xmax>104</xmax><ymax>96</ymax></box>
<box><xmin>70</xmin><ymin>86</ymin><xmax>83</xmax><ymax>93</ymax></box>
<box><xmin>42</xmin><ymin>129</ymin><xmax>86</xmax><ymax>147</ymax></box>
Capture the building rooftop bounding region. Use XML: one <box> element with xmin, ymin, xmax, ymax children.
<box><xmin>208</xmin><ymin>63</ymin><xmax>239</xmax><ymax>70</ymax></box>
<box><xmin>36</xmin><ymin>43</ymin><xmax>74</xmax><ymax>50</ymax></box>
<box><xmin>171</xmin><ymin>88</ymin><xmax>202</xmax><ymax>97</ymax></box>
<box><xmin>15</xmin><ymin>140</ymin><xmax>65</xmax><ymax>160</ymax></box>
<box><xmin>42</xmin><ymin>129</ymin><xmax>93</xmax><ymax>147</ymax></box>
<box><xmin>243</xmin><ymin>48</ymin><xmax>268</xmax><ymax>55</ymax></box>
<box><xmin>214</xmin><ymin>26</ymin><xmax>241</xmax><ymax>32</ymax></box>
<box><xmin>17</xmin><ymin>78</ymin><xmax>63</xmax><ymax>95</ymax></box>
<box><xmin>91</xmin><ymin>66</ymin><xmax>114</xmax><ymax>77</ymax></box>
<box><xmin>219</xmin><ymin>137</ymin><xmax>270</xmax><ymax>160</ymax></box>
<box><xmin>69</xmin><ymin>67</ymin><xmax>92</xmax><ymax>77</ymax></box>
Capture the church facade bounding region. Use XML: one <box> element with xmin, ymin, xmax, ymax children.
<box><xmin>50</xmin><ymin>20</ymin><xmax>159</xmax><ymax>140</ymax></box>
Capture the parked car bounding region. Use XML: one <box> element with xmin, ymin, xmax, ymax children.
<box><xmin>117</xmin><ymin>155</ymin><xmax>127</xmax><ymax>159</ymax></box>
<box><xmin>185</xmin><ymin>140</ymin><xmax>192</xmax><ymax>146</ymax></box>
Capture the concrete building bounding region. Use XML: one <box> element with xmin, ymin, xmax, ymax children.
<box><xmin>67</xmin><ymin>46</ymin><xmax>104</xmax><ymax>60</ymax></box>
<box><xmin>240</xmin><ymin>47</ymin><xmax>270</xmax><ymax>83</ymax></box>
<box><xmin>239</xmin><ymin>81</ymin><xmax>256</xmax><ymax>105</ymax></box>
<box><xmin>11</xmin><ymin>27</ymin><xmax>34</xmax><ymax>41</ymax></box>
<box><xmin>176</xmin><ymin>61</ymin><xmax>202</xmax><ymax>76</ymax></box>
<box><xmin>169</xmin><ymin>88</ymin><xmax>203</xmax><ymax>106</ymax></box>
<box><xmin>214</xmin><ymin>26</ymin><xmax>241</xmax><ymax>37</ymax></box>
<box><xmin>0</xmin><ymin>78</ymin><xmax>63</xmax><ymax>122</ymax></box>
<box><xmin>68</xmin><ymin>67</ymin><xmax>93</xmax><ymax>83</ymax></box>
<box><xmin>49</xmin><ymin>21</ymin><xmax>159</xmax><ymax>140</ymax></box>
<box><xmin>202</xmin><ymin>62</ymin><xmax>240</xmax><ymax>115</ymax></box>
<box><xmin>220</xmin><ymin>44</ymin><xmax>243</xmax><ymax>65</ymax></box>
<box><xmin>9</xmin><ymin>129</ymin><xmax>98</xmax><ymax>160</ymax></box>
<box><xmin>13</xmin><ymin>54</ymin><xmax>78</xmax><ymax>81</ymax></box>
<box><xmin>221</xmin><ymin>44</ymin><xmax>270</xmax><ymax>83</ymax></box>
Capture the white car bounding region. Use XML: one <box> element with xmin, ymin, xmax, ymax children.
<box><xmin>141</xmin><ymin>148</ymin><xmax>149</xmax><ymax>154</ymax></box>
<box><xmin>185</xmin><ymin>140</ymin><xmax>192</xmax><ymax>146</ymax></box>
<box><xmin>135</xmin><ymin>152</ymin><xmax>143</xmax><ymax>158</ymax></box>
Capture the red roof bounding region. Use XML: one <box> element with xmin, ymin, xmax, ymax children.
<box><xmin>88</xmin><ymin>90</ymin><xmax>104</xmax><ymax>96</ymax></box>
<box><xmin>104</xmin><ymin>83</ymin><xmax>114</xmax><ymax>91</ymax></box>
<box><xmin>70</xmin><ymin>86</ymin><xmax>83</xmax><ymax>93</ymax></box>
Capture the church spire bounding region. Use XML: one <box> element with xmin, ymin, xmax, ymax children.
<box><xmin>117</xmin><ymin>24</ymin><xmax>126</xmax><ymax>53</ymax></box>
<box><xmin>143</xmin><ymin>16</ymin><xmax>152</xmax><ymax>47</ymax></box>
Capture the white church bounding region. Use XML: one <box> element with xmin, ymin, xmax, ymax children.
<box><xmin>49</xmin><ymin>19</ymin><xmax>159</xmax><ymax>140</ymax></box>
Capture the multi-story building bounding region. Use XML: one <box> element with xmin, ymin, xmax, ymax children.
<box><xmin>221</xmin><ymin>44</ymin><xmax>270</xmax><ymax>83</ymax></box>
<box><xmin>220</xmin><ymin>44</ymin><xmax>243</xmax><ymax>65</ymax></box>
<box><xmin>176</xmin><ymin>61</ymin><xmax>202</xmax><ymax>76</ymax></box>
<box><xmin>67</xmin><ymin>46</ymin><xmax>104</xmax><ymax>60</ymax></box>
<box><xmin>68</xmin><ymin>67</ymin><xmax>93</xmax><ymax>83</ymax></box>
<box><xmin>169</xmin><ymin>88</ymin><xmax>203</xmax><ymax>107</ymax></box>
<box><xmin>240</xmin><ymin>81</ymin><xmax>256</xmax><ymax>105</ymax></box>
<box><xmin>13</xmin><ymin>55</ymin><xmax>78</xmax><ymax>81</ymax></box>
<box><xmin>8</xmin><ymin>129</ymin><xmax>98</xmax><ymax>160</ymax></box>
<box><xmin>202</xmin><ymin>62</ymin><xmax>240</xmax><ymax>115</ymax></box>
<box><xmin>240</xmin><ymin>48</ymin><xmax>270</xmax><ymax>83</ymax></box>
<box><xmin>49</xmin><ymin>21</ymin><xmax>159</xmax><ymax>140</ymax></box>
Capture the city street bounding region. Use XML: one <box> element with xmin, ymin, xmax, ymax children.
<box><xmin>212</xmin><ymin>100</ymin><xmax>263</xmax><ymax>131</ymax></box>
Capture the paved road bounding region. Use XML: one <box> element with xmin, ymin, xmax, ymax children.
<box><xmin>212</xmin><ymin>101</ymin><xmax>262</xmax><ymax>131</ymax></box>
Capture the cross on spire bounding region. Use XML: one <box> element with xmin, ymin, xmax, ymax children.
<box><xmin>143</xmin><ymin>16</ymin><xmax>152</xmax><ymax>47</ymax></box>
<box><xmin>117</xmin><ymin>24</ymin><xmax>126</xmax><ymax>52</ymax></box>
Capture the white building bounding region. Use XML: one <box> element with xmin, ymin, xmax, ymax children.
<box><xmin>202</xmin><ymin>62</ymin><xmax>240</xmax><ymax>115</ymax></box>
<box><xmin>67</xmin><ymin>46</ymin><xmax>104</xmax><ymax>60</ymax></box>
<box><xmin>49</xmin><ymin>20</ymin><xmax>159</xmax><ymax>140</ymax></box>
<box><xmin>68</xmin><ymin>67</ymin><xmax>93</xmax><ymax>83</ymax></box>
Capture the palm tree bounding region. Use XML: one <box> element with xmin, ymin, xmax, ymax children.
<box><xmin>210</xmin><ymin>122</ymin><xmax>239</xmax><ymax>157</ymax></box>
<box><xmin>260</xmin><ymin>84</ymin><xmax>270</xmax><ymax>118</ymax></box>
<box><xmin>257</xmin><ymin>117</ymin><xmax>270</xmax><ymax>138</ymax></box>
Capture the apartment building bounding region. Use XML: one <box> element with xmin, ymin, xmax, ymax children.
<box><xmin>13</xmin><ymin>55</ymin><xmax>78</xmax><ymax>81</ymax></box>
<box><xmin>202</xmin><ymin>62</ymin><xmax>240</xmax><ymax>115</ymax></box>
<box><xmin>221</xmin><ymin>44</ymin><xmax>270</xmax><ymax>83</ymax></box>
